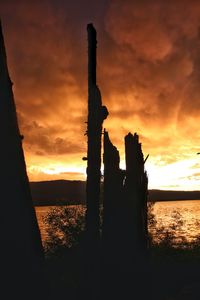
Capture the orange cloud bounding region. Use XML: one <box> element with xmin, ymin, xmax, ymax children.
<box><xmin>1</xmin><ymin>0</ymin><xmax>200</xmax><ymax>189</ymax></box>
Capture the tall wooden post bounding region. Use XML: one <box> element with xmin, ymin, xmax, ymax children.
<box><xmin>85</xmin><ymin>24</ymin><xmax>108</xmax><ymax>244</ymax></box>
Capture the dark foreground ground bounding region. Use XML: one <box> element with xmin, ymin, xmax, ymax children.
<box><xmin>5</xmin><ymin>243</ymin><xmax>200</xmax><ymax>299</ymax></box>
<box><xmin>42</xmin><ymin>244</ymin><xmax>200</xmax><ymax>300</ymax></box>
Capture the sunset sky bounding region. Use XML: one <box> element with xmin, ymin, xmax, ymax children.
<box><xmin>1</xmin><ymin>0</ymin><xmax>200</xmax><ymax>190</ymax></box>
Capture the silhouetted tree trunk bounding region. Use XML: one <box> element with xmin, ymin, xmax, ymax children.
<box><xmin>85</xmin><ymin>24</ymin><xmax>108</xmax><ymax>245</ymax></box>
<box><xmin>124</xmin><ymin>133</ymin><xmax>148</xmax><ymax>259</ymax></box>
<box><xmin>0</xmin><ymin>21</ymin><xmax>44</xmax><ymax>299</ymax></box>
<box><xmin>102</xmin><ymin>130</ymin><xmax>124</xmax><ymax>257</ymax></box>
<box><xmin>102</xmin><ymin>131</ymin><xmax>148</xmax><ymax>263</ymax></box>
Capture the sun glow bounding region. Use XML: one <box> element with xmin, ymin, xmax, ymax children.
<box><xmin>27</xmin><ymin>163</ymin><xmax>86</xmax><ymax>181</ymax></box>
<box><xmin>25</xmin><ymin>154</ymin><xmax>200</xmax><ymax>190</ymax></box>
<box><xmin>145</xmin><ymin>158</ymin><xmax>200</xmax><ymax>191</ymax></box>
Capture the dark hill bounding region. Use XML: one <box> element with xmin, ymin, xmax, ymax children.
<box><xmin>149</xmin><ymin>189</ymin><xmax>200</xmax><ymax>201</ymax></box>
<box><xmin>30</xmin><ymin>180</ymin><xmax>86</xmax><ymax>206</ymax></box>
<box><xmin>30</xmin><ymin>180</ymin><xmax>200</xmax><ymax>206</ymax></box>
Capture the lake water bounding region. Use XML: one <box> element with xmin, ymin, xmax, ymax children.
<box><xmin>35</xmin><ymin>200</ymin><xmax>200</xmax><ymax>245</ymax></box>
<box><xmin>151</xmin><ymin>200</ymin><xmax>200</xmax><ymax>243</ymax></box>
<box><xmin>35</xmin><ymin>206</ymin><xmax>51</xmax><ymax>242</ymax></box>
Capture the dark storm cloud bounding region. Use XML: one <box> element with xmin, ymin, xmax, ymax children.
<box><xmin>102</xmin><ymin>0</ymin><xmax>200</xmax><ymax>128</ymax></box>
<box><xmin>1</xmin><ymin>0</ymin><xmax>200</xmax><ymax>186</ymax></box>
<box><xmin>18</xmin><ymin>116</ymin><xmax>85</xmax><ymax>156</ymax></box>
<box><xmin>0</xmin><ymin>0</ymin><xmax>102</xmax><ymax>156</ymax></box>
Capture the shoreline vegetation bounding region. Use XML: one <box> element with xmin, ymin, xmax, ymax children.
<box><xmin>31</xmin><ymin>180</ymin><xmax>200</xmax><ymax>206</ymax></box>
<box><xmin>41</xmin><ymin>203</ymin><xmax>200</xmax><ymax>300</ymax></box>
<box><xmin>43</xmin><ymin>203</ymin><xmax>200</xmax><ymax>251</ymax></box>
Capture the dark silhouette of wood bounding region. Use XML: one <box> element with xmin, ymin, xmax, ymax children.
<box><xmin>0</xmin><ymin>21</ymin><xmax>44</xmax><ymax>298</ymax></box>
<box><xmin>101</xmin><ymin>131</ymin><xmax>150</xmax><ymax>299</ymax></box>
<box><xmin>85</xmin><ymin>24</ymin><xmax>108</xmax><ymax>244</ymax></box>
<box><xmin>102</xmin><ymin>130</ymin><xmax>124</xmax><ymax>256</ymax></box>
<box><xmin>124</xmin><ymin>132</ymin><xmax>148</xmax><ymax>259</ymax></box>
<box><xmin>102</xmin><ymin>131</ymin><xmax>148</xmax><ymax>265</ymax></box>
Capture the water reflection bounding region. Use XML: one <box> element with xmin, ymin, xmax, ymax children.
<box><xmin>35</xmin><ymin>200</ymin><xmax>200</xmax><ymax>246</ymax></box>
<box><xmin>151</xmin><ymin>200</ymin><xmax>200</xmax><ymax>244</ymax></box>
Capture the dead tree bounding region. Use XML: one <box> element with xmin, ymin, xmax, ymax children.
<box><xmin>0</xmin><ymin>22</ymin><xmax>43</xmax><ymax>297</ymax></box>
<box><xmin>85</xmin><ymin>24</ymin><xmax>108</xmax><ymax>244</ymax></box>
<box><xmin>124</xmin><ymin>133</ymin><xmax>148</xmax><ymax>258</ymax></box>
<box><xmin>102</xmin><ymin>130</ymin><xmax>124</xmax><ymax>255</ymax></box>
<box><xmin>102</xmin><ymin>131</ymin><xmax>148</xmax><ymax>266</ymax></box>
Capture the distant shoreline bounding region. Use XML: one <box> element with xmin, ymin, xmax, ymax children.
<box><xmin>34</xmin><ymin>199</ymin><xmax>200</xmax><ymax>207</ymax></box>
<box><xmin>30</xmin><ymin>180</ymin><xmax>200</xmax><ymax>206</ymax></box>
<box><xmin>149</xmin><ymin>198</ymin><xmax>200</xmax><ymax>202</ymax></box>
